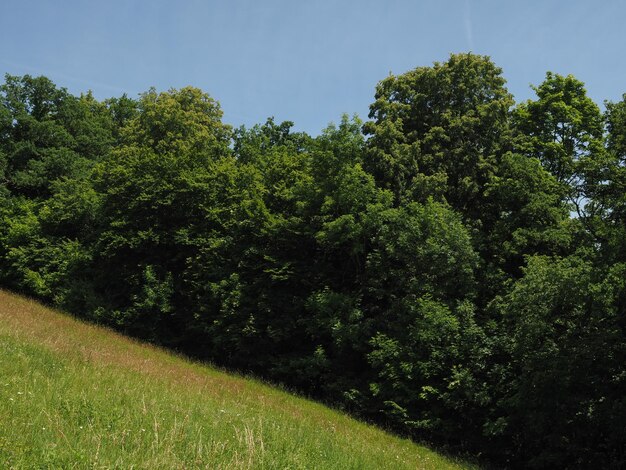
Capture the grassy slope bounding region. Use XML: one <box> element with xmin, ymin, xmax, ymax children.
<box><xmin>0</xmin><ymin>289</ymin><xmax>474</xmax><ymax>469</ymax></box>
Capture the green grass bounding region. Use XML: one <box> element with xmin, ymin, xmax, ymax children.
<box><xmin>0</xmin><ymin>289</ymin><xmax>474</xmax><ymax>469</ymax></box>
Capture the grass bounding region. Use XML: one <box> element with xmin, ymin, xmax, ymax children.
<box><xmin>0</xmin><ymin>289</ymin><xmax>474</xmax><ymax>469</ymax></box>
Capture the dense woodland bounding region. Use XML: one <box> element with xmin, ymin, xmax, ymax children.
<box><xmin>0</xmin><ymin>54</ymin><xmax>624</xmax><ymax>468</ymax></box>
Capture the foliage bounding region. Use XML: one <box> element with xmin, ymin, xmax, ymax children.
<box><xmin>363</xmin><ymin>53</ymin><xmax>513</xmax><ymax>215</ymax></box>
<box><xmin>0</xmin><ymin>55</ymin><xmax>624</xmax><ymax>468</ymax></box>
<box><xmin>492</xmin><ymin>255</ymin><xmax>626</xmax><ymax>468</ymax></box>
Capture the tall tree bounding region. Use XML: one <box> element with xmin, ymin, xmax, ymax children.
<box><xmin>491</xmin><ymin>254</ymin><xmax>626</xmax><ymax>468</ymax></box>
<box><xmin>364</xmin><ymin>54</ymin><xmax>570</xmax><ymax>293</ymax></box>
<box><xmin>598</xmin><ymin>95</ymin><xmax>626</xmax><ymax>261</ymax></box>
<box><xmin>0</xmin><ymin>75</ymin><xmax>113</xmax><ymax>199</ymax></box>
<box><xmin>512</xmin><ymin>73</ymin><xmax>605</xmax><ymax>210</ymax></box>
<box><xmin>88</xmin><ymin>86</ymin><xmax>246</xmax><ymax>342</ymax></box>
<box><xmin>363</xmin><ymin>53</ymin><xmax>514</xmax><ymax>217</ymax></box>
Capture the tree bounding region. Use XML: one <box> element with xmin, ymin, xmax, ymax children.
<box><xmin>364</xmin><ymin>53</ymin><xmax>514</xmax><ymax>218</ymax></box>
<box><xmin>597</xmin><ymin>96</ymin><xmax>626</xmax><ymax>261</ymax></box>
<box><xmin>363</xmin><ymin>55</ymin><xmax>570</xmax><ymax>297</ymax></box>
<box><xmin>512</xmin><ymin>73</ymin><xmax>605</xmax><ymax>210</ymax></box>
<box><xmin>492</xmin><ymin>254</ymin><xmax>626</xmax><ymax>468</ymax></box>
<box><xmin>88</xmin><ymin>86</ymin><xmax>245</xmax><ymax>342</ymax></box>
<box><xmin>0</xmin><ymin>75</ymin><xmax>114</xmax><ymax>301</ymax></box>
<box><xmin>0</xmin><ymin>75</ymin><xmax>113</xmax><ymax>199</ymax></box>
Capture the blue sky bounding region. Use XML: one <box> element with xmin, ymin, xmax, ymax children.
<box><xmin>1</xmin><ymin>0</ymin><xmax>624</xmax><ymax>135</ymax></box>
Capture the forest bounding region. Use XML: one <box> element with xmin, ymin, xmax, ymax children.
<box><xmin>0</xmin><ymin>53</ymin><xmax>624</xmax><ymax>468</ymax></box>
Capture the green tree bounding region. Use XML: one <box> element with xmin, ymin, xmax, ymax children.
<box><xmin>0</xmin><ymin>75</ymin><xmax>114</xmax><ymax>300</ymax></box>
<box><xmin>491</xmin><ymin>254</ymin><xmax>626</xmax><ymax>468</ymax></box>
<box><xmin>88</xmin><ymin>86</ymin><xmax>248</xmax><ymax>342</ymax></box>
<box><xmin>357</xmin><ymin>201</ymin><xmax>487</xmax><ymax>443</ymax></box>
<box><xmin>512</xmin><ymin>73</ymin><xmax>605</xmax><ymax>209</ymax></box>
<box><xmin>0</xmin><ymin>75</ymin><xmax>113</xmax><ymax>199</ymax></box>
<box><xmin>363</xmin><ymin>55</ymin><xmax>570</xmax><ymax>297</ymax></box>
<box><xmin>597</xmin><ymin>95</ymin><xmax>626</xmax><ymax>261</ymax></box>
<box><xmin>363</xmin><ymin>53</ymin><xmax>513</xmax><ymax>217</ymax></box>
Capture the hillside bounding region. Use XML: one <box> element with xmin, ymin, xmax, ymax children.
<box><xmin>0</xmin><ymin>290</ymin><xmax>472</xmax><ymax>469</ymax></box>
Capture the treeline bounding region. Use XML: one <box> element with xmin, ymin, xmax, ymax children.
<box><xmin>1</xmin><ymin>54</ymin><xmax>624</xmax><ymax>468</ymax></box>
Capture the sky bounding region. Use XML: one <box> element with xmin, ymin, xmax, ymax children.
<box><xmin>1</xmin><ymin>0</ymin><xmax>624</xmax><ymax>135</ymax></box>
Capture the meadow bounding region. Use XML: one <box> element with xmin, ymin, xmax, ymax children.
<box><xmin>0</xmin><ymin>289</ymin><xmax>471</xmax><ymax>469</ymax></box>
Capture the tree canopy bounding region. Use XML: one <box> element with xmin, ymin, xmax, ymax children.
<box><xmin>1</xmin><ymin>56</ymin><xmax>624</xmax><ymax>468</ymax></box>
